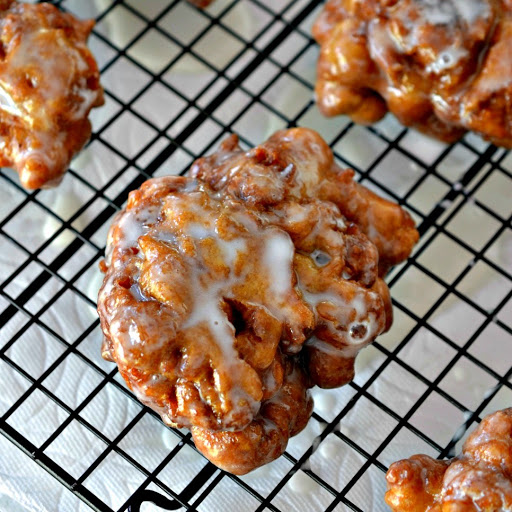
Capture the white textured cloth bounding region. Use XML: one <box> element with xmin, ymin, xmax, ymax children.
<box><xmin>0</xmin><ymin>435</ymin><xmax>93</xmax><ymax>512</ymax></box>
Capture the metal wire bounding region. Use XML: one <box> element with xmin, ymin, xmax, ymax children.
<box><xmin>0</xmin><ymin>1</ymin><xmax>511</xmax><ymax>511</ymax></box>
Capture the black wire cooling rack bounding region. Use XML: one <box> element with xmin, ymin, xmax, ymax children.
<box><xmin>0</xmin><ymin>1</ymin><xmax>511</xmax><ymax>511</ymax></box>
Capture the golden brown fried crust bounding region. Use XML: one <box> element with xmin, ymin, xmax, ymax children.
<box><xmin>385</xmin><ymin>408</ymin><xmax>512</xmax><ymax>511</ymax></box>
<box><xmin>0</xmin><ymin>1</ymin><xmax>104</xmax><ymax>189</ymax></box>
<box><xmin>98</xmin><ymin>128</ymin><xmax>417</xmax><ymax>473</ymax></box>
<box><xmin>191</xmin><ymin>127</ymin><xmax>418</xmax><ymax>274</ymax></box>
<box><xmin>313</xmin><ymin>0</ymin><xmax>512</xmax><ymax>147</ymax></box>
<box><xmin>191</xmin><ymin>356</ymin><xmax>313</xmax><ymax>475</ymax></box>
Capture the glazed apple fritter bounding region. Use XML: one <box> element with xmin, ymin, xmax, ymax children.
<box><xmin>98</xmin><ymin>128</ymin><xmax>418</xmax><ymax>474</ymax></box>
<box><xmin>386</xmin><ymin>408</ymin><xmax>512</xmax><ymax>512</ymax></box>
<box><xmin>313</xmin><ymin>0</ymin><xmax>512</xmax><ymax>146</ymax></box>
<box><xmin>0</xmin><ymin>0</ymin><xmax>104</xmax><ymax>189</ymax></box>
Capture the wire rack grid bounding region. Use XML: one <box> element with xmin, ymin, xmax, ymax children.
<box><xmin>0</xmin><ymin>0</ymin><xmax>511</xmax><ymax>511</ymax></box>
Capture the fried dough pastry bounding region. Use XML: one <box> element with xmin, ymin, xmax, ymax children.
<box><xmin>98</xmin><ymin>128</ymin><xmax>418</xmax><ymax>473</ymax></box>
<box><xmin>385</xmin><ymin>408</ymin><xmax>512</xmax><ymax>511</ymax></box>
<box><xmin>0</xmin><ymin>1</ymin><xmax>104</xmax><ymax>189</ymax></box>
<box><xmin>190</xmin><ymin>127</ymin><xmax>418</xmax><ymax>274</ymax></box>
<box><xmin>313</xmin><ymin>0</ymin><xmax>512</xmax><ymax>146</ymax></box>
<box><xmin>192</xmin><ymin>355</ymin><xmax>313</xmax><ymax>475</ymax></box>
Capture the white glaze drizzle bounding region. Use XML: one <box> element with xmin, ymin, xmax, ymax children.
<box><xmin>426</xmin><ymin>47</ymin><xmax>468</xmax><ymax>74</ymax></box>
<box><xmin>300</xmin><ymin>284</ymin><xmax>380</xmax><ymax>351</ymax></box>
<box><xmin>116</xmin><ymin>205</ymin><xmax>160</xmax><ymax>250</ymax></box>
<box><xmin>182</xmin><ymin>222</ymin><xmax>294</xmax><ymax>354</ymax></box>
<box><xmin>263</xmin><ymin>232</ymin><xmax>295</xmax><ymax>299</ymax></box>
<box><xmin>384</xmin><ymin>0</ymin><xmax>490</xmax><ymax>63</ymax></box>
<box><xmin>0</xmin><ymin>84</ymin><xmax>21</xmax><ymax>117</ymax></box>
<box><xmin>176</xmin><ymin>205</ymin><xmax>299</xmax><ymax>424</ymax></box>
<box><xmin>415</xmin><ymin>0</ymin><xmax>489</xmax><ymax>26</ymax></box>
<box><xmin>1</xmin><ymin>27</ymin><xmax>98</xmax><ymax>123</ymax></box>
